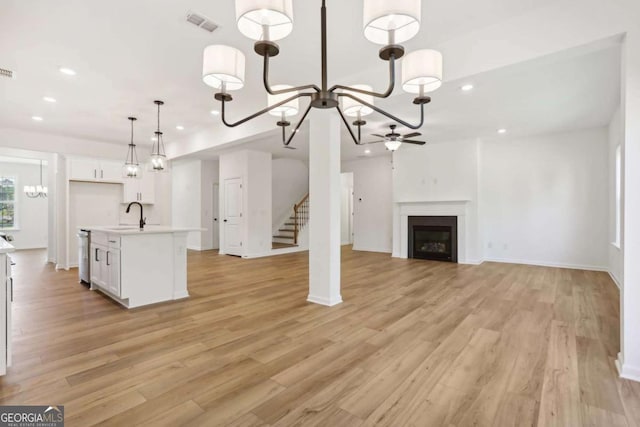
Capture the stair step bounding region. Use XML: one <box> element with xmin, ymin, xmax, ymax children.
<box><xmin>273</xmin><ymin>235</ymin><xmax>295</xmax><ymax>240</ymax></box>
<box><xmin>279</xmin><ymin>229</ymin><xmax>294</xmax><ymax>233</ymax></box>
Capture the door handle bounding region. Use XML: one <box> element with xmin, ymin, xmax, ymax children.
<box><xmin>106</xmin><ymin>251</ymin><xmax>111</xmax><ymax>266</ymax></box>
<box><xmin>101</xmin><ymin>170</ymin><xmax>104</xmax><ymax>179</ymax></box>
<box><xmin>94</xmin><ymin>169</ymin><xmax>97</xmax><ymax>179</ymax></box>
<box><xmin>214</xmin><ymin>218</ymin><xmax>218</xmax><ymax>222</ymax></box>
<box><xmin>224</xmin><ymin>219</ymin><xmax>228</xmax><ymax>223</ymax></box>
<box><xmin>95</xmin><ymin>248</ymin><xmax>100</xmax><ymax>262</ymax></box>
<box><xmin>9</xmin><ymin>277</ymin><xmax>13</xmax><ymax>302</ymax></box>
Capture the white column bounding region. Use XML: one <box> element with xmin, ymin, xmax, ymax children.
<box><xmin>308</xmin><ymin>109</ymin><xmax>342</xmax><ymax>306</ymax></box>
<box><xmin>618</xmin><ymin>31</ymin><xmax>640</xmax><ymax>381</ymax></box>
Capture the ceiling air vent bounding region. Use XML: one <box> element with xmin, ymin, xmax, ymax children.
<box><xmin>186</xmin><ymin>12</ymin><xmax>218</xmax><ymax>33</ymax></box>
<box><xmin>0</xmin><ymin>68</ymin><xmax>14</xmax><ymax>79</ymax></box>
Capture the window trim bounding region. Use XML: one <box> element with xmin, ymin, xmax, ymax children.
<box><xmin>0</xmin><ymin>175</ymin><xmax>18</xmax><ymax>230</ymax></box>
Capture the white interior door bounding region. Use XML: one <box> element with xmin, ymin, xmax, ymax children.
<box><xmin>224</xmin><ymin>178</ymin><xmax>243</xmax><ymax>256</ymax></box>
<box><xmin>212</xmin><ymin>183</ymin><xmax>220</xmax><ymax>250</ymax></box>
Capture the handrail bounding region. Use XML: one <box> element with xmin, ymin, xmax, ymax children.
<box><xmin>293</xmin><ymin>193</ymin><xmax>310</xmax><ymax>245</ymax></box>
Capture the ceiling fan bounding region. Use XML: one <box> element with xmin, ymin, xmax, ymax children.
<box><xmin>367</xmin><ymin>124</ymin><xmax>427</xmax><ymax>151</ymax></box>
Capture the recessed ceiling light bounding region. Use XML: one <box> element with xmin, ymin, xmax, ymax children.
<box><xmin>461</xmin><ymin>84</ymin><xmax>474</xmax><ymax>92</ymax></box>
<box><xmin>32</xmin><ymin>116</ymin><xmax>43</xmax><ymax>121</ymax></box>
<box><xmin>176</xmin><ymin>125</ymin><xmax>185</xmax><ymax>130</ymax></box>
<box><xmin>364</xmin><ymin>149</ymin><xmax>371</xmax><ymax>154</ymax></box>
<box><xmin>211</xmin><ymin>110</ymin><xmax>220</xmax><ymax>116</ymax></box>
<box><xmin>59</xmin><ymin>67</ymin><xmax>76</xmax><ymax>76</ymax></box>
<box><xmin>43</xmin><ymin>96</ymin><xmax>57</xmax><ymax>103</ymax></box>
<box><xmin>497</xmin><ymin>128</ymin><xmax>507</xmax><ymax>134</ymax></box>
<box><xmin>151</xmin><ymin>137</ymin><xmax>158</xmax><ymax>141</ymax></box>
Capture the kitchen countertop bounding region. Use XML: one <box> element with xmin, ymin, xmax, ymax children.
<box><xmin>0</xmin><ymin>239</ymin><xmax>15</xmax><ymax>254</ymax></box>
<box><xmin>82</xmin><ymin>226</ymin><xmax>204</xmax><ymax>236</ymax></box>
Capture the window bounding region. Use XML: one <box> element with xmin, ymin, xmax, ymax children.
<box><xmin>614</xmin><ymin>145</ymin><xmax>621</xmax><ymax>248</ymax></box>
<box><xmin>0</xmin><ymin>176</ymin><xmax>16</xmax><ymax>229</ymax></box>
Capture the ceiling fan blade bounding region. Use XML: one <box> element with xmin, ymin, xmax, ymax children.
<box><xmin>283</xmin><ymin>145</ymin><xmax>297</xmax><ymax>150</ymax></box>
<box><xmin>362</xmin><ymin>140</ymin><xmax>386</xmax><ymax>145</ymax></box>
<box><xmin>403</xmin><ymin>132</ymin><xmax>421</xmax><ymax>139</ymax></box>
<box><xmin>402</xmin><ymin>140</ymin><xmax>427</xmax><ymax>145</ymax></box>
<box><xmin>371</xmin><ymin>134</ymin><xmax>386</xmax><ymax>138</ymax></box>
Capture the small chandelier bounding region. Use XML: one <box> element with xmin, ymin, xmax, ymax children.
<box><xmin>123</xmin><ymin>117</ymin><xmax>142</xmax><ymax>179</ymax></box>
<box><xmin>150</xmin><ymin>100</ymin><xmax>169</xmax><ymax>172</ymax></box>
<box><xmin>202</xmin><ymin>0</ymin><xmax>443</xmax><ymax>147</ymax></box>
<box><xmin>24</xmin><ymin>160</ymin><xmax>47</xmax><ymax>198</ymax></box>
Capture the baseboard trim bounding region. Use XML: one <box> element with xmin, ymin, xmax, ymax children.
<box><xmin>307</xmin><ymin>294</ymin><xmax>343</xmax><ymax>307</ymax></box>
<box><xmin>352</xmin><ymin>246</ymin><xmax>392</xmax><ymax>254</ymax></box>
<box><xmin>617</xmin><ymin>354</ymin><xmax>640</xmax><ymax>382</ymax></box>
<box><xmin>609</xmin><ymin>271</ymin><xmax>622</xmax><ymax>290</ymax></box>
<box><xmin>483</xmin><ymin>257</ymin><xmax>608</xmax><ymax>272</ymax></box>
<box><xmin>459</xmin><ymin>259</ymin><xmax>484</xmax><ymax>266</ymax></box>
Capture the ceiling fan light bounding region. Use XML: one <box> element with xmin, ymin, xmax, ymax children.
<box><xmin>268</xmin><ymin>85</ymin><xmax>299</xmax><ymax>117</ymax></box>
<box><xmin>402</xmin><ymin>49</ymin><xmax>443</xmax><ymax>94</ymax></box>
<box><xmin>236</xmin><ymin>0</ymin><xmax>294</xmax><ymax>41</ymax></box>
<box><xmin>202</xmin><ymin>45</ymin><xmax>246</xmax><ymax>91</ymax></box>
<box><xmin>341</xmin><ymin>84</ymin><xmax>374</xmax><ymax>117</ymax></box>
<box><xmin>385</xmin><ymin>140</ymin><xmax>402</xmax><ymax>151</ymax></box>
<box><xmin>363</xmin><ymin>0</ymin><xmax>421</xmax><ymax>45</ymax></box>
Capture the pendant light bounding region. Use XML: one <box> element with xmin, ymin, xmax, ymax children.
<box><xmin>123</xmin><ymin>117</ymin><xmax>142</xmax><ymax>179</ymax></box>
<box><xmin>24</xmin><ymin>160</ymin><xmax>48</xmax><ymax>198</ymax></box>
<box><xmin>150</xmin><ymin>100</ymin><xmax>170</xmax><ymax>172</ymax></box>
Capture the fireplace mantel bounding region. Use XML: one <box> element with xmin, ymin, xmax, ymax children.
<box><xmin>392</xmin><ymin>200</ymin><xmax>476</xmax><ymax>264</ymax></box>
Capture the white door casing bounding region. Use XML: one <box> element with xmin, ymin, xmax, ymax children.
<box><xmin>224</xmin><ymin>178</ymin><xmax>243</xmax><ymax>256</ymax></box>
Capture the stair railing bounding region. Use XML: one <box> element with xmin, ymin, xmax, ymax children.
<box><xmin>293</xmin><ymin>194</ymin><xmax>310</xmax><ymax>245</ymax></box>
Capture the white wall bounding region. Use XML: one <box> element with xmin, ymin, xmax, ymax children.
<box><xmin>393</xmin><ymin>139</ymin><xmax>482</xmax><ymax>262</ymax></box>
<box><xmin>481</xmin><ymin>128</ymin><xmax>609</xmax><ymax>270</ymax></box>
<box><xmin>172</xmin><ymin>159</ymin><xmax>203</xmax><ymax>250</ymax></box>
<box><xmin>200</xmin><ymin>160</ymin><xmax>219</xmax><ymax>250</ymax></box>
<box><xmin>0</xmin><ymin>161</ymin><xmax>48</xmax><ymax>249</ymax></box>
<box><xmin>272</xmin><ymin>158</ymin><xmax>308</xmax><ymax>232</ymax></box>
<box><xmin>609</xmin><ymin>108</ymin><xmax>624</xmax><ymax>286</ymax></box>
<box><xmin>342</xmin><ymin>156</ymin><xmax>393</xmax><ymax>253</ymax></box>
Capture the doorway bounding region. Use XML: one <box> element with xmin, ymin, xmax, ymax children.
<box><xmin>341</xmin><ymin>172</ymin><xmax>354</xmax><ymax>245</ymax></box>
<box><xmin>212</xmin><ymin>183</ymin><xmax>219</xmax><ymax>250</ymax></box>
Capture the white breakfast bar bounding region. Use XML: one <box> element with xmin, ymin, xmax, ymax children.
<box><xmin>85</xmin><ymin>226</ymin><xmax>198</xmax><ymax>309</ymax></box>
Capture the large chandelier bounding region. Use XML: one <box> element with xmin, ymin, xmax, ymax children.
<box><xmin>202</xmin><ymin>0</ymin><xmax>443</xmax><ymax>147</ymax></box>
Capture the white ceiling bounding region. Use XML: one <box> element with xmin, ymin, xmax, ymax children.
<box><xmin>0</xmin><ymin>0</ymin><xmax>562</xmax><ymax>150</ymax></box>
<box><xmin>195</xmin><ymin>41</ymin><xmax>621</xmax><ymax>162</ymax></box>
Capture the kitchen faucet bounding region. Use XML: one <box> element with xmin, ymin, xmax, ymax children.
<box><xmin>126</xmin><ymin>202</ymin><xmax>146</xmax><ymax>230</ymax></box>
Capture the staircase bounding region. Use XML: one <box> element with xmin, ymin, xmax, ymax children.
<box><xmin>273</xmin><ymin>194</ymin><xmax>309</xmax><ymax>249</ymax></box>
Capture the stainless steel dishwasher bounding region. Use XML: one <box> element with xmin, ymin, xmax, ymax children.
<box><xmin>78</xmin><ymin>229</ymin><xmax>91</xmax><ymax>285</ymax></box>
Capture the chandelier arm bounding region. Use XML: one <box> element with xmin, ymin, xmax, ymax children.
<box><xmin>263</xmin><ymin>55</ymin><xmax>320</xmax><ymax>94</ymax></box>
<box><xmin>338</xmin><ymin>93</ymin><xmax>425</xmax><ymax>130</ymax></box>
<box><xmin>336</xmin><ymin>106</ymin><xmax>363</xmax><ymax>145</ymax></box>
<box><xmin>221</xmin><ymin>93</ymin><xmax>310</xmax><ymax>128</ymax></box>
<box><xmin>283</xmin><ymin>101</ymin><xmax>313</xmax><ymax>146</ymax></box>
<box><xmin>329</xmin><ymin>55</ymin><xmax>396</xmax><ymax>98</ymax></box>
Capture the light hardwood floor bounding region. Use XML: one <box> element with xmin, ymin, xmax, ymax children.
<box><xmin>2</xmin><ymin>247</ymin><xmax>639</xmax><ymax>426</ymax></box>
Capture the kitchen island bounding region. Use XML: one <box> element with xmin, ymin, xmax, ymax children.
<box><xmin>85</xmin><ymin>226</ymin><xmax>198</xmax><ymax>308</ymax></box>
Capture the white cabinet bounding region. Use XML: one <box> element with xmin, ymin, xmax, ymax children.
<box><xmin>123</xmin><ymin>174</ymin><xmax>155</xmax><ymax>204</ymax></box>
<box><xmin>69</xmin><ymin>159</ymin><xmax>123</xmax><ymax>183</ymax></box>
<box><xmin>90</xmin><ymin>233</ymin><xmax>121</xmax><ymax>297</ymax></box>
<box><xmin>0</xmin><ymin>253</ymin><xmax>12</xmax><ymax>376</ymax></box>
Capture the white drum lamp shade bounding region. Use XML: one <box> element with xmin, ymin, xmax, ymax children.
<box><xmin>401</xmin><ymin>49</ymin><xmax>443</xmax><ymax>94</ymax></box>
<box><xmin>363</xmin><ymin>0</ymin><xmax>421</xmax><ymax>45</ymax></box>
<box><xmin>268</xmin><ymin>85</ymin><xmax>299</xmax><ymax>117</ymax></box>
<box><xmin>202</xmin><ymin>45</ymin><xmax>246</xmax><ymax>91</ymax></box>
<box><xmin>236</xmin><ymin>0</ymin><xmax>294</xmax><ymax>41</ymax></box>
<box><xmin>341</xmin><ymin>85</ymin><xmax>374</xmax><ymax>117</ymax></box>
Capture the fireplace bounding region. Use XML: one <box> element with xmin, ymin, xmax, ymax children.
<box><xmin>408</xmin><ymin>216</ymin><xmax>458</xmax><ymax>262</ymax></box>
